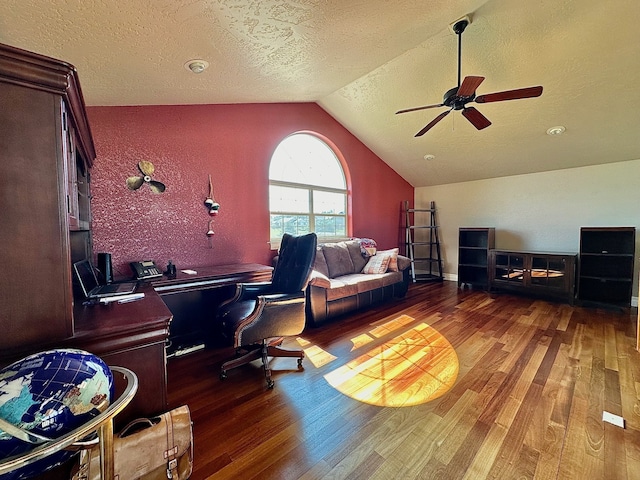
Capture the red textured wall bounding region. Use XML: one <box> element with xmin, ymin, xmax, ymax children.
<box><xmin>87</xmin><ymin>103</ymin><xmax>413</xmax><ymax>277</ymax></box>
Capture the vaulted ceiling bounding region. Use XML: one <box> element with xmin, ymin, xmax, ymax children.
<box><xmin>1</xmin><ymin>0</ymin><xmax>639</xmax><ymax>187</ymax></box>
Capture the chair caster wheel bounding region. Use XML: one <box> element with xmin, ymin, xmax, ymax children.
<box><xmin>220</xmin><ymin>370</ymin><xmax>227</xmax><ymax>380</ymax></box>
<box><xmin>297</xmin><ymin>359</ymin><xmax>303</xmax><ymax>369</ymax></box>
<box><xmin>267</xmin><ymin>380</ymin><xmax>274</xmax><ymax>389</ymax></box>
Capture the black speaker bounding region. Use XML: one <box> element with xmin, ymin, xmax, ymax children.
<box><xmin>97</xmin><ymin>252</ymin><xmax>113</xmax><ymax>284</ymax></box>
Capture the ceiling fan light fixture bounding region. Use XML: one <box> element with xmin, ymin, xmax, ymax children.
<box><xmin>184</xmin><ymin>59</ymin><xmax>209</xmax><ymax>74</ymax></box>
<box><xmin>547</xmin><ymin>125</ymin><xmax>566</xmax><ymax>136</ymax></box>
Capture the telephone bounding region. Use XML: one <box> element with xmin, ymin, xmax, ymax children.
<box><xmin>130</xmin><ymin>260</ymin><xmax>163</xmax><ymax>280</ymax></box>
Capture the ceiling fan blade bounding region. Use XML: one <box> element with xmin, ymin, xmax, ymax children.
<box><xmin>126</xmin><ymin>176</ymin><xmax>144</xmax><ymax>190</ymax></box>
<box><xmin>415</xmin><ymin>110</ymin><xmax>450</xmax><ymax>137</ymax></box>
<box><xmin>462</xmin><ymin>107</ymin><xmax>491</xmax><ymax>130</ymax></box>
<box><xmin>138</xmin><ymin>160</ymin><xmax>155</xmax><ymax>177</ymax></box>
<box><xmin>456</xmin><ymin>76</ymin><xmax>485</xmax><ymax>97</ymax></box>
<box><xmin>148</xmin><ymin>180</ymin><xmax>166</xmax><ymax>194</ymax></box>
<box><xmin>475</xmin><ymin>86</ymin><xmax>543</xmax><ymax>103</ymax></box>
<box><xmin>396</xmin><ymin>103</ymin><xmax>445</xmax><ymax>114</ymax></box>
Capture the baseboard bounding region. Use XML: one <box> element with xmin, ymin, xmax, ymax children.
<box><xmin>444</xmin><ymin>273</ymin><xmax>457</xmax><ymax>282</ymax></box>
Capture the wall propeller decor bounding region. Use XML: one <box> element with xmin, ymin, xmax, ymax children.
<box><xmin>126</xmin><ymin>160</ymin><xmax>166</xmax><ymax>193</ymax></box>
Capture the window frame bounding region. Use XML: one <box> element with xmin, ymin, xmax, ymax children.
<box><xmin>269</xmin><ymin>133</ymin><xmax>350</xmax><ymax>247</ymax></box>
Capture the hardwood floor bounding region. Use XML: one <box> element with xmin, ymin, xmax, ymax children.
<box><xmin>167</xmin><ymin>281</ymin><xmax>640</xmax><ymax>479</ymax></box>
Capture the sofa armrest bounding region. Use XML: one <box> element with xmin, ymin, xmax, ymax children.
<box><xmin>308</xmin><ymin>270</ymin><xmax>331</xmax><ymax>288</ymax></box>
<box><xmin>397</xmin><ymin>255</ymin><xmax>411</xmax><ymax>271</ymax></box>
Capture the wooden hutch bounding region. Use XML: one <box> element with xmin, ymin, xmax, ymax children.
<box><xmin>0</xmin><ymin>43</ymin><xmax>172</xmax><ymax>425</ymax></box>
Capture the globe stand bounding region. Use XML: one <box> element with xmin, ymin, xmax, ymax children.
<box><xmin>0</xmin><ymin>366</ymin><xmax>138</xmax><ymax>480</ymax></box>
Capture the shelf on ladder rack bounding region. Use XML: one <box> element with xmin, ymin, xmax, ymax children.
<box><xmin>403</xmin><ymin>200</ymin><xmax>443</xmax><ymax>283</ymax></box>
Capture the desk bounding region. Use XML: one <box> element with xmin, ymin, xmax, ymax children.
<box><xmin>68</xmin><ymin>284</ymin><xmax>172</xmax><ymax>426</ymax></box>
<box><xmin>0</xmin><ymin>285</ymin><xmax>172</xmax><ymax>430</ymax></box>
<box><xmin>151</xmin><ymin>263</ymin><xmax>273</xmax><ymax>355</ymax></box>
<box><xmin>0</xmin><ymin>285</ymin><xmax>171</xmax><ymax>480</ymax></box>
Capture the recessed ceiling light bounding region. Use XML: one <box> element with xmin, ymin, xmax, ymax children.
<box><xmin>423</xmin><ymin>154</ymin><xmax>436</xmax><ymax>161</ymax></box>
<box><xmin>546</xmin><ymin>125</ymin><xmax>566</xmax><ymax>136</ymax></box>
<box><xmin>184</xmin><ymin>59</ymin><xmax>209</xmax><ymax>74</ymax></box>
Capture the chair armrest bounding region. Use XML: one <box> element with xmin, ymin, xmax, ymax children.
<box><xmin>219</xmin><ymin>282</ymin><xmax>274</xmax><ymax>311</ymax></box>
<box><xmin>235</xmin><ymin>291</ymin><xmax>306</xmax><ymax>345</ymax></box>
<box><xmin>259</xmin><ymin>291</ymin><xmax>306</xmax><ymax>304</ymax></box>
<box><xmin>226</xmin><ymin>282</ymin><xmax>274</xmax><ymax>304</ymax></box>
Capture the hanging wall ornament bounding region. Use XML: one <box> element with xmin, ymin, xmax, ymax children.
<box><xmin>204</xmin><ymin>175</ymin><xmax>220</xmax><ymax>248</ymax></box>
<box><xmin>205</xmin><ymin>174</ymin><xmax>220</xmax><ymax>215</ymax></box>
<box><xmin>206</xmin><ymin>219</ymin><xmax>214</xmax><ymax>248</ymax></box>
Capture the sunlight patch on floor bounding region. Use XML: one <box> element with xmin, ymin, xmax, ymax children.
<box><xmin>324</xmin><ymin>319</ymin><xmax>459</xmax><ymax>407</ymax></box>
<box><xmin>300</xmin><ymin>344</ymin><xmax>337</xmax><ymax>368</ymax></box>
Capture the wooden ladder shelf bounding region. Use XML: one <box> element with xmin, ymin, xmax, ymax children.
<box><xmin>404</xmin><ymin>200</ymin><xmax>443</xmax><ymax>282</ymax></box>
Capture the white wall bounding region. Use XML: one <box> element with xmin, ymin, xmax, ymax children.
<box><xmin>415</xmin><ymin>159</ymin><xmax>640</xmax><ymax>303</ymax></box>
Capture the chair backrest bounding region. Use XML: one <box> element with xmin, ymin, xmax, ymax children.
<box><xmin>271</xmin><ymin>233</ymin><xmax>317</xmax><ymax>294</ymax></box>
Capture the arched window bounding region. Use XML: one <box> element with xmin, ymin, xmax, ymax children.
<box><xmin>269</xmin><ymin>133</ymin><xmax>348</xmax><ymax>243</ymax></box>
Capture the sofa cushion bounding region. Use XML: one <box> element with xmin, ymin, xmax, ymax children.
<box><xmin>313</xmin><ymin>247</ymin><xmax>330</xmax><ymax>277</ymax></box>
<box><xmin>346</xmin><ymin>240</ymin><xmax>368</xmax><ymax>273</ymax></box>
<box><xmin>381</xmin><ymin>270</ymin><xmax>403</xmax><ymax>286</ymax></box>
<box><xmin>322</xmin><ymin>273</ymin><xmax>399</xmax><ymax>298</ymax></box>
<box><xmin>353</xmin><ymin>274</ymin><xmax>385</xmax><ymax>293</ymax></box>
<box><xmin>324</xmin><ymin>276</ymin><xmax>360</xmax><ymax>301</ymax></box>
<box><xmin>322</xmin><ymin>242</ymin><xmax>355</xmax><ymax>278</ymax></box>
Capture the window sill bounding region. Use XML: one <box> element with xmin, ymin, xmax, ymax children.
<box><xmin>270</xmin><ymin>236</ymin><xmax>352</xmax><ymax>251</ymax></box>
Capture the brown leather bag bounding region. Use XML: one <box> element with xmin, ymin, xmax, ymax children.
<box><xmin>72</xmin><ymin>405</ymin><xmax>193</xmax><ymax>480</ymax></box>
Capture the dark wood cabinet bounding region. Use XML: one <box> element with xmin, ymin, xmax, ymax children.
<box><xmin>458</xmin><ymin>227</ymin><xmax>495</xmax><ymax>289</ymax></box>
<box><xmin>0</xmin><ymin>43</ymin><xmax>96</xmax><ymax>350</ymax></box>
<box><xmin>578</xmin><ymin>227</ymin><xmax>635</xmax><ymax>308</ymax></box>
<box><xmin>0</xmin><ymin>51</ymin><xmax>175</xmax><ymax>480</ymax></box>
<box><xmin>489</xmin><ymin>250</ymin><xmax>577</xmax><ymax>304</ymax></box>
<box><xmin>0</xmin><ymin>44</ymin><xmax>172</xmax><ymax>428</ymax></box>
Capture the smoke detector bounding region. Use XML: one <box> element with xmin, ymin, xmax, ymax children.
<box><xmin>184</xmin><ymin>60</ymin><xmax>209</xmax><ymax>74</ymax></box>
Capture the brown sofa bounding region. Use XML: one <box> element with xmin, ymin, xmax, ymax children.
<box><xmin>305</xmin><ymin>239</ymin><xmax>411</xmax><ymax>327</ymax></box>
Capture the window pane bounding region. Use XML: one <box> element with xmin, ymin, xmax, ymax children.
<box><xmin>269</xmin><ymin>134</ymin><xmax>346</xmax><ymax>188</ymax></box>
<box><xmin>313</xmin><ymin>191</ymin><xmax>345</xmax><ymax>215</ymax></box>
<box><xmin>315</xmin><ymin>216</ymin><xmax>346</xmax><ymax>237</ymax></box>
<box><xmin>283</xmin><ymin>215</ymin><xmax>310</xmax><ymax>236</ymax></box>
<box><xmin>271</xmin><ymin>214</ymin><xmax>310</xmax><ymax>238</ymax></box>
<box><xmin>269</xmin><ymin>185</ymin><xmax>309</xmax><ymax>213</ymax></box>
<box><xmin>270</xmin><ymin>215</ymin><xmax>284</xmax><ymax>239</ymax></box>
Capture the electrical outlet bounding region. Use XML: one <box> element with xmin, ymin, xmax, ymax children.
<box><xmin>602</xmin><ymin>411</ymin><xmax>625</xmax><ymax>428</ymax></box>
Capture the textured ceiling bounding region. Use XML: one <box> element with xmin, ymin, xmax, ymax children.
<box><xmin>1</xmin><ymin>0</ymin><xmax>639</xmax><ymax>187</ymax></box>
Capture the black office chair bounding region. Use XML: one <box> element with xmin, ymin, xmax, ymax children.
<box><xmin>216</xmin><ymin>232</ymin><xmax>317</xmax><ymax>388</ymax></box>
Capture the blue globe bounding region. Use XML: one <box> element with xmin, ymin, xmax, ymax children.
<box><xmin>0</xmin><ymin>349</ymin><xmax>113</xmax><ymax>480</ymax></box>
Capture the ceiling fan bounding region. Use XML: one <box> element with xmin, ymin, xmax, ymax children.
<box><xmin>396</xmin><ymin>18</ymin><xmax>543</xmax><ymax>137</ymax></box>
